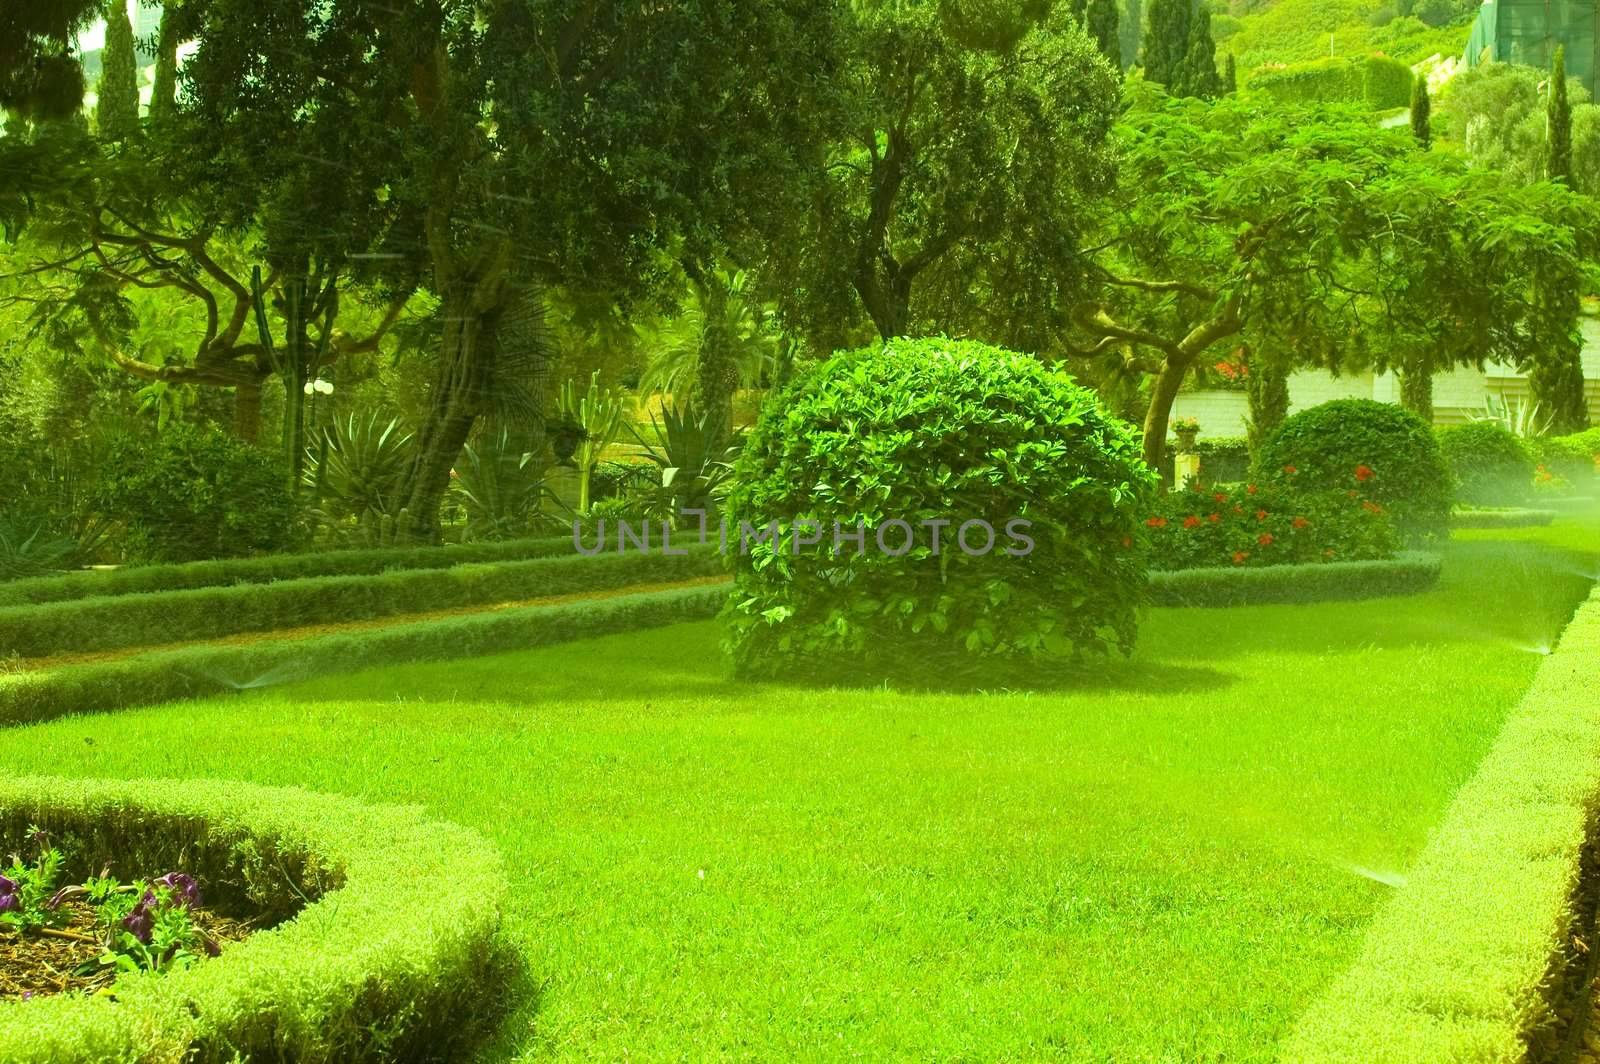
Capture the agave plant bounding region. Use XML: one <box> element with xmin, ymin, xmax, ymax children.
<box><xmin>1473</xmin><ymin>394</ymin><xmax>1551</xmax><ymax>438</ymax></box>
<box><xmin>627</xmin><ymin>401</ymin><xmax>744</xmax><ymax>524</ymax></box>
<box><xmin>304</xmin><ymin>413</ymin><xmax>415</xmax><ymax>543</ymax></box>
<box><xmin>0</xmin><ymin>518</ymin><xmax>80</xmax><ymax>580</ymax></box>
<box><xmin>452</xmin><ymin>428</ymin><xmax>558</xmax><ymax>541</ymax></box>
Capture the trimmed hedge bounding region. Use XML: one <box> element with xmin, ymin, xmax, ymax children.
<box><xmin>1249</xmin><ymin>53</ymin><xmax>1413</xmax><ymax>109</ymax></box>
<box><xmin>0</xmin><ymin>583</ymin><xmax>726</xmax><ymax>725</ymax></box>
<box><xmin>1147</xmin><ymin>552</ymin><xmax>1442</xmax><ymax>607</ymax></box>
<box><xmin>0</xmin><ymin>544</ymin><xmax>723</xmax><ymax>659</ymax></box>
<box><xmin>1450</xmin><ymin>508</ymin><xmax>1558</xmax><ymax>530</ymax></box>
<box><xmin>0</xmin><ymin>775</ymin><xmax>506</xmax><ymax>1062</ymax></box>
<box><xmin>0</xmin><ymin>533</ymin><xmax>581</xmax><ymax>608</ymax></box>
<box><xmin>1438</xmin><ymin>422</ymin><xmax>1535</xmax><ymax>507</ymax></box>
<box><xmin>1282</xmin><ymin>582</ymin><xmax>1600</xmax><ymax>1062</ymax></box>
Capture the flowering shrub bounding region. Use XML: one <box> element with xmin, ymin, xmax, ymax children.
<box><xmin>1256</xmin><ymin>400</ymin><xmax>1453</xmax><ymax>544</ymax></box>
<box><xmin>1146</xmin><ymin>482</ymin><xmax>1399</xmax><ymax>571</ymax></box>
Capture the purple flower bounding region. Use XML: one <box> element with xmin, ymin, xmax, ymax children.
<box><xmin>0</xmin><ymin>874</ymin><xmax>17</xmax><ymax>914</ymax></box>
<box><xmin>122</xmin><ymin>891</ymin><xmax>156</xmax><ymax>943</ymax></box>
<box><xmin>154</xmin><ymin>872</ymin><xmax>201</xmax><ymax>910</ymax></box>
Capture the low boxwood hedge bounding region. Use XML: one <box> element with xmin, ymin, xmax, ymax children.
<box><xmin>0</xmin><ymin>545</ymin><xmax>722</xmax><ymax>659</ymax></box>
<box><xmin>0</xmin><ymin>533</ymin><xmax>581</xmax><ymax>608</ymax></box>
<box><xmin>1282</xmin><ymin>582</ymin><xmax>1600</xmax><ymax>1062</ymax></box>
<box><xmin>1450</xmin><ymin>508</ymin><xmax>1558</xmax><ymax>530</ymax></box>
<box><xmin>1147</xmin><ymin>552</ymin><xmax>1442</xmax><ymax>607</ymax></box>
<box><xmin>0</xmin><ymin>582</ymin><xmax>727</xmax><ymax>725</ymax></box>
<box><xmin>0</xmin><ymin>775</ymin><xmax>506</xmax><ymax>1062</ymax></box>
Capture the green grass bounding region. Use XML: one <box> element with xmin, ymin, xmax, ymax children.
<box><xmin>0</xmin><ymin>523</ymin><xmax>1594</xmax><ymax>1060</ymax></box>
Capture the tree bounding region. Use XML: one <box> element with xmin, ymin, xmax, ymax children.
<box><xmin>1086</xmin><ymin>0</ymin><xmax>1120</xmax><ymax>66</ymax></box>
<box><xmin>149</xmin><ymin>4</ymin><xmax>180</xmax><ymax>123</ymax></box>
<box><xmin>775</xmin><ymin>2</ymin><xmax>1119</xmax><ymax>351</ymax></box>
<box><xmin>181</xmin><ymin>0</ymin><xmax>839</xmax><ymax>543</ymax></box>
<box><xmin>1065</xmin><ymin>88</ymin><xmax>1553</xmax><ymax>467</ymax></box>
<box><xmin>0</xmin><ymin>0</ymin><xmax>97</xmax><ymax>118</ymax></box>
<box><xmin>1410</xmin><ymin>76</ymin><xmax>1431</xmax><ymax>150</ymax></box>
<box><xmin>94</xmin><ymin>0</ymin><xmax>140</xmax><ymax>140</ymax></box>
<box><xmin>1142</xmin><ymin>0</ymin><xmax>1191</xmax><ymax>91</ymax></box>
<box><xmin>1182</xmin><ymin>6</ymin><xmax>1222</xmax><ymax>99</ymax></box>
<box><xmin>1548</xmin><ymin>46</ymin><xmax>1573</xmax><ymax>184</ymax></box>
<box><xmin>1120</xmin><ymin>0</ymin><xmax>1142</xmax><ymax>70</ymax></box>
<box><xmin>1224</xmin><ymin>53</ymin><xmax>1237</xmax><ymax>96</ymax></box>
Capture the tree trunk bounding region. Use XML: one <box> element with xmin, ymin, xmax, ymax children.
<box><xmin>1399</xmin><ymin>361</ymin><xmax>1434</xmax><ymax>423</ymax></box>
<box><xmin>696</xmin><ymin>278</ymin><xmax>737</xmax><ymax>436</ymax></box>
<box><xmin>859</xmin><ymin>271</ymin><xmax>911</xmax><ymax>340</ymax></box>
<box><xmin>1141</xmin><ymin>357</ymin><xmax>1191</xmax><ymax>469</ymax></box>
<box><xmin>397</xmin><ymin>296</ymin><xmax>492</xmax><ymax>544</ymax></box>
<box><xmin>233</xmin><ymin>377</ymin><xmax>263</xmax><ymax>443</ymax></box>
<box><xmin>1245</xmin><ymin>356</ymin><xmax>1290</xmax><ymax>455</ymax></box>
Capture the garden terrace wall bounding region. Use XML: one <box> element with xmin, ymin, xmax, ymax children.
<box><xmin>0</xmin><ymin>582</ymin><xmax>727</xmax><ymax>725</ymax></box>
<box><xmin>0</xmin><ymin>533</ymin><xmax>580</xmax><ymax>608</ymax></box>
<box><xmin>1281</xmin><ymin>581</ymin><xmax>1600</xmax><ymax>1062</ymax></box>
<box><xmin>0</xmin><ymin>545</ymin><xmax>722</xmax><ymax>658</ymax></box>
<box><xmin>0</xmin><ymin>775</ymin><xmax>506</xmax><ymax>1062</ymax></box>
<box><xmin>1147</xmin><ymin>552</ymin><xmax>1442</xmax><ymax>607</ymax></box>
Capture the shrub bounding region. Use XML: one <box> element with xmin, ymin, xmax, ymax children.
<box><xmin>1450</xmin><ymin>508</ymin><xmax>1557</xmax><ymax>529</ymax></box>
<box><xmin>723</xmin><ymin>338</ymin><xmax>1155</xmax><ymax>680</ymax></box>
<box><xmin>1256</xmin><ymin>399</ymin><xmax>1453</xmax><ymax>544</ymax></box>
<box><xmin>1146</xmin><ymin>481</ymin><xmax>1399</xmax><ymax>571</ymax></box>
<box><xmin>0</xmin><ymin>534</ymin><xmax>579</xmax><ymax>608</ymax></box>
<box><xmin>1361</xmin><ymin>53</ymin><xmax>1414</xmax><ymax>109</ymax></box>
<box><xmin>1149</xmin><ymin>552</ymin><xmax>1442</xmax><ymax>607</ymax></box>
<box><xmin>1248</xmin><ymin>54</ymin><xmax>1412</xmax><ymax>110</ymax></box>
<box><xmin>1533</xmin><ymin>427</ymin><xmax>1600</xmax><ymax>486</ymax></box>
<box><xmin>95</xmin><ymin>425</ymin><xmax>301</xmax><ymax>563</ymax></box>
<box><xmin>1438</xmin><ymin>421</ymin><xmax>1535</xmax><ymax>506</ymax></box>
<box><xmin>0</xmin><ymin>776</ymin><xmax>506</xmax><ymax>1061</ymax></box>
<box><xmin>0</xmin><ymin>545</ymin><xmax>723</xmax><ymax>658</ymax></box>
<box><xmin>1282</xmin><ymin>583</ymin><xmax>1600</xmax><ymax>1062</ymax></box>
<box><xmin>0</xmin><ymin>583</ymin><xmax>725</xmax><ymax>724</ymax></box>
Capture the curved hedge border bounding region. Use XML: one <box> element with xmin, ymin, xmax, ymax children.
<box><xmin>0</xmin><ymin>533</ymin><xmax>580</xmax><ymax>608</ymax></box>
<box><xmin>1451</xmin><ymin>508</ymin><xmax>1559</xmax><ymax>530</ymax></box>
<box><xmin>0</xmin><ymin>582</ymin><xmax>727</xmax><ymax>725</ymax></box>
<box><xmin>0</xmin><ymin>775</ymin><xmax>506</xmax><ymax>1062</ymax></box>
<box><xmin>1147</xmin><ymin>552</ymin><xmax>1442</xmax><ymax>607</ymax></box>
<box><xmin>1281</xmin><ymin>582</ymin><xmax>1600</xmax><ymax>1063</ymax></box>
<box><xmin>0</xmin><ymin>546</ymin><xmax>721</xmax><ymax>659</ymax></box>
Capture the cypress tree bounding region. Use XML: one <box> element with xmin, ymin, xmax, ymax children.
<box><xmin>1086</xmin><ymin>0</ymin><xmax>1121</xmax><ymax>66</ymax></box>
<box><xmin>1119</xmin><ymin>0</ymin><xmax>1143</xmax><ymax>69</ymax></box>
<box><xmin>1548</xmin><ymin>45</ymin><xmax>1572</xmax><ymax>183</ymax></box>
<box><xmin>1410</xmin><ymin>76</ymin><xmax>1431</xmax><ymax>149</ymax></box>
<box><xmin>1182</xmin><ymin>6</ymin><xmax>1222</xmax><ymax>99</ymax></box>
<box><xmin>1224</xmin><ymin>53</ymin><xmax>1237</xmax><ymax>95</ymax></box>
<box><xmin>95</xmin><ymin>0</ymin><xmax>139</xmax><ymax>139</ymax></box>
<box><xmin>1143</xmin><ymin>0</ymin><xmax>1192</xmax><ymax>91</ymax></box>
<box><xmin>149</xmin><ymin>4</ymin><xmax>180</xmax><ymax>122</ymax></box>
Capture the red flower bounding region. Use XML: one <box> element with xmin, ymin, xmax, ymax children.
<box><xmin>1183</xmin><ymin>515</ymin><xmax>1203</xmax><ymax>529</ymax></box>
<box><xmin>1208</xmin><ymin>513</ymin><xmax>1221</xmax><ymax>523</ymax></box>
<box><xmin>1362</xmin><ymin>500</ymin><xmax>1384</xmax><ymax>514</ymax></box>
<box><xmin>1247</xmin><ymin>484</ymin><xmax>1258</xmax><ymax>495</ymax></box>
<box><xmin>1233</xmin><ymin>505</ymin><xmax>1245</xmax><ymax>514</ymax></box>
<box><xmin>1146</xmin><ymin>517</ymin><xmax>1168</xmax><ymax>529</ymax></box>
<box><xmin>1213</xmin><ymin>492</ymin><xmax>1228</xmax><ymax>503</ymax></box>
<box><xmin>1283</xmin><ymin>464</ymin><xmax>1297</xmax><ymax>475</ymax></box>
<box><xmin>1536</xmin><ymin>464</ymin><xmax>1554</xmax><ymax>484</ymax></box>
<box><xmin>1292</xmin><ymin>516</ymin><xmax>1310</xmax><ymax>529</ymax></box>
<box><xmin>1346</xmin><ymin>490</ymin><xmax>1359</xmax><ymax>499</ymax></box>
<box><xmin>1258</xmin><ymin>533</ymin><xmax>1275</xmax><ymax>547</ymax></box>
<box><xmin>1232</xmin><ymin>550</ymin><xmax>1250</xmax><ymax>566</ymax></box>
<box><xmin>1354</xmin><ymin>464</ymin><xmax>1375</xmax><ymax>482</ymax></box>
<box><xmin>1255</xmin><ymin>509</ymin><xmax>1268</xmax><ymax>521</ymax></box>
<box><xmin>1121</xmin><ymin>535</ymin><xmax>1133</xmax><ymax>549</ymax></box>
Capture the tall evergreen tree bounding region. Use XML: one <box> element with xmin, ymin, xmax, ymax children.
<box><xmin>1548</xmin><ymin>45</ymin><xmax>1572</xmax><ymax>183</ymax></box>
<box><xmin>1086</xmin><ymin>0</ymin><xmax>1121</xmax><ymax>66</ymax></box>
<box><xmin>1143</xmin><ymin>0</ymin><xmax>1190</xmax><ymax>90</ymax></box>
<box><xmin>1224</xmin><ymin>53</ymin><xmax>1237</xmax><ymax>95</ymax></box>
<box><xmin>1119</xmin><ymin>0</ymin><xmax>1143</xmax><ymax>69</ymax></box>
<box><xmin>149</xmin><ymin>4</ymin><xmax>180</xmax><ymax>122</ymax></box>
<box><xmin>1410</xmin><ymin>76</ymin><xmax>1431</xmax><ymax>149</ymax></box>
<box><xmin>94</xmin><ymin>0</ymin><xmax>139</xmax><ymax>139</ymax></box>
<box><xmin>1182</xmin><ymin>6</ymin><xmax>1222</xmax><ymax>99</ymax></box>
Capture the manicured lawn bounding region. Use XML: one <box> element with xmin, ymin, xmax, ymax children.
<box><xmin>2</xmin><ymin>524</ymin><xmax>1596</xmax><ymax>1060</ymax></box>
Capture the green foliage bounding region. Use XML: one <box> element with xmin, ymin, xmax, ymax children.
<box><xmin>1085</xmin><ymin>0</ymin><xmax>1121</xmax><ymax>64</ymax></box>
<box><xmin>0</xmin><ymin>585</ymin><xmax>726</xmax><ymax>724</ymax></box>
<box><xmin>1256</xmin><ymin>400</ymin><xmax>1454</xmax><ymax>544</ymax></box>
<box><xmin>1147</xmin><ymin>551</ymin><xmax>1442</xmax><ymax>606</ymax></box>
<box><xmin>1533</xmin><ymin>427</ymin><xmax>1600</xmax><ymax>484</ymax></box>
<box><xmin>1248</xmin><ymin>54</ymin><xmax>1413</xmax><ymax>110</ymax></box>
<box><xmin>634</xmin><ymin>269</ymin><xmax>780</xmax><ymax>404</ymax></box>
<box><xmin>0</xmin><ymin>0</ymin><xmax>95</xmax><ymax>118</ymax></box>
<box><xmin>0</xmin><ymin>535</ymin><xmax>580</xmax><ymax>607</ymax></box>
<box><xmin>1410</xmin><ymin>75</ymin><xmax>1431</xmax><ymax>148</ymax></box>
<box><xmin>0</xmin><ymin>776</ymin><xmax>506</xmax><ymax>1061</ymax></box>
<box><xmin>1438</xmin><ymin>422</ymin><xmax>1536</xmax><ymax>506</ymax></box>
<box><xmin>1450</xmin><ymin>507</ymin><xmax>1556</xmax><ymax>529</ymax></box>
<box><xmin>1441</xmin><ymin>62</ymin><xmax>1600</xmax><ymax>195</ymax></box>
<box><xmin>723</xmin><ymin>338</ymin><xmax>1155</xmax><ymax>680</ymax></box>
<box><xmin>0</xmin><ymin>831</ymin><xmax>67</xmax><ymax>934</ymax></box>
<box><xmin>304</xmin><ymin>412</ymin><xmax>414</xmax><ymax>544</ymax></box>
<box><xmin>626</xmin><ymin>403</ymin><xmax>744</xmax><ymax>524</ymax></box>
<box><xmin>557</xmin><ymin>373</ymin><xmax>628</xmax><ymax>516</ymax></box>
<box><xmin>1549</xmin><ymin>46</ymin><xmax>1573</xmax><ymax>182</ymax></box>
<box><xmin>0</xmin><ymin>547</ymin><xmax>723</xmax><ymax>659</ymax></box>
<box><xmin>1283</xmin><ymin>584</ymin><xmax>1600</xmax><ymax>1064</ymax></box>
<box><xmin>1145</xmin><ymin>0</ymin><xmax>1222</xmax><ymax>98</ymax></box>
<box><xmin>93</xmin><ymin>0</ymin><xmax>140</xmax><ymax>140</ymax></box>
<box><xmin>1146</xmin><ymin>481</ymin><xmax>1400</xmax><ymax>570</ymax></box>
<box><xmin>94</xmin><ymin>425</ymin><xmax>301</xmax><ymax>563</ymax></box>
<box><xmin>452</xmin><ymin>429</ymin><xmax>550</xmax><ymax>543</ymax></box>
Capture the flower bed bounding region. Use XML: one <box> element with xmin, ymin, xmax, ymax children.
<box><xmin>1145</xmin><ymin>480</ymin><xmax>1398</xmax><ymax>571</ymax></box>
<box><xmin>1281</xmin><ymin>582</ymin><xmax>1600</xmax><ymax>1062</ymax></box>
<box><xmin>0</xmin><ymin>776</ymin><xmax>506</xmax><ymax>1062</ymax></box>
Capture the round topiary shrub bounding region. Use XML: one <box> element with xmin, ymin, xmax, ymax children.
<box><xmin>0</xmin><ymin>776</ymin><xmax>506</xmax><ymax>1062</ymax></box>
<box><xmin>1256</xmin><ymin>399</ymin><xmax>1453</xmax><ymax>544</ymax></box>
<box><xmin>1437</xmin><ymin>422</ymin><xmax>1535</xmax><ymax>506</ymax></box>
<box><xmin>722</xmin><ymin>338</ymin><xmax>1156</xmax><ymax>681</ymax></box>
